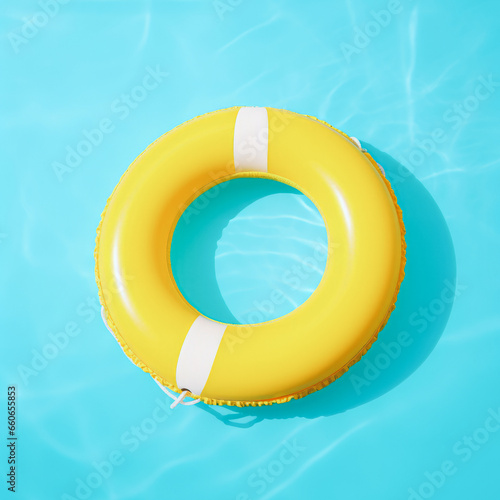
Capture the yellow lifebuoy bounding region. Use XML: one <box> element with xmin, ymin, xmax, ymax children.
<box><xmin>95</xmin><ymin>106</ymin><xmax>405</xmax><ymax>407</ymax></box>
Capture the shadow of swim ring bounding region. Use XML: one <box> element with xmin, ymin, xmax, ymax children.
<box><xmin>197</xmin><ymin>142</ymin><xmax>457</xmax><ymax>426</ymax></box>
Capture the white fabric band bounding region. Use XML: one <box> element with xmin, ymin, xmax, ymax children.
<box><xmin>176</xmin><ymin>316</ymin><xmax>227</xmax><ymax>396</ymax></box>
<box><xmin>233</xmin><ymin>106</ymin><xmax>269</xmax><ymax>172</ymax></box>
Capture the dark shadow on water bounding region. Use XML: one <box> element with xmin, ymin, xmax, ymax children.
<box><xmin>196</xmin><ymin>143</ymin><xmax>457</xmax><ymax>427</ymax></box>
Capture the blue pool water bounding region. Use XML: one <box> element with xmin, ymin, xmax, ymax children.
<box><xmin>1</xmin><ymin>1</ymin><xmax>500</xmax><ymax>499</ymax></box>
<box><xmin>171</xmin><ymin>177</ymin><xmax>328</xmax><ymax>325</ymax></box>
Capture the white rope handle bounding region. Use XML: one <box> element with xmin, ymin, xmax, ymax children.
<box><xmin>350</xmin><ymin>136</ymin><xmax>385</xmax><ymax>176</ymax></box>
<box><xmin>153</xmin><ymin>378</ymin><xmax>201</xmax><ymax>408</ymax></box>
<box><xmin>101</xmin><ymin>306</ymin><xmax>201</xmax><ymax>409</ymax></box>
<box><xmin>349</xmin><ymin>136</ymin><xmax>362</xmax><ymax>149</ymax></box>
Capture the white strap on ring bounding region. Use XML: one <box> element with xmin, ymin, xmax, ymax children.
<box><xmin>100</xmin><ymin>306</ymin><xmax>201</xmax><ymax>408</ymax></box>
<box><xmin>176</xmin><ymin>316</ymin><xmax>227</xmax><ymax>396</ymax></box>
<box><xmin>234</xmin><ymin>106</ymin><xmax>269</xmax><ymax>172</ymax></box>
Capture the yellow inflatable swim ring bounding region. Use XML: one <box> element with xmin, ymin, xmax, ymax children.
<box><xmin>95</xmin><ymin>106</ymin><xmax>406</xmax><ymax>407</ymax></box>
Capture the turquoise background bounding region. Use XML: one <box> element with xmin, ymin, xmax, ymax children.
<box><xmin>170</xmin><ymin>177</ymin><xmax>329</xmax><ymax>325</ymax></box>
<box><xmin>1</xmin><ymin>1</ymin><xmax>499</xmax><ymax>499</ymax></box>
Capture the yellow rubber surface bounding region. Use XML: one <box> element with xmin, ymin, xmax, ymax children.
<box><xmin>95</xmin><ymin>107</ymin><xmax>406</xmax><ymax>406</ymax></box>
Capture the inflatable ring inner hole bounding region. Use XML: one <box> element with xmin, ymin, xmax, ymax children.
<box><xmin>169</xmin><ymin>175</ymin><xmax>329</xmax><ymax>325</ymax></box>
